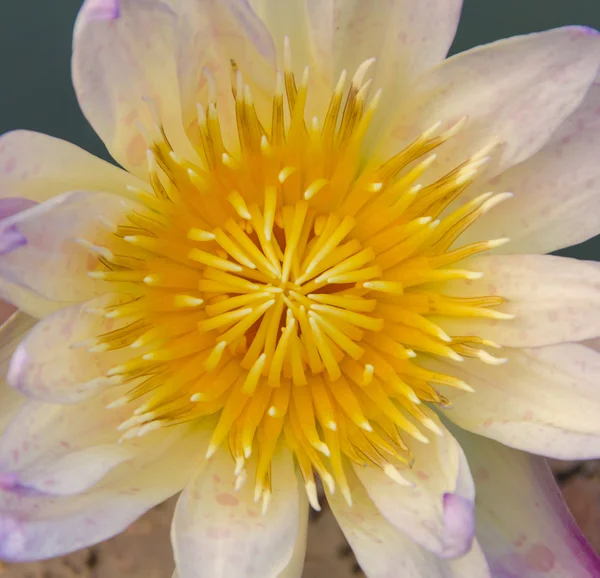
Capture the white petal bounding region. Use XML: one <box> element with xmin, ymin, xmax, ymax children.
<box><xmin>0</xmin><ymin>130</ymin><xmax>144</xmax><ymax>202</ymax></box>
<box><xmin>8</xmin><ymin>295</ymin><xmax>136</xmax><ymax>404</ymax></box>
<box><xmin>459</xmin><ymin>74</ymin><xmax>600</xmax><ymax>254</ymax></box>
<box><xmin>276</xmin><ymin>482</ymin><xmax>308</xmax><ymax>578</ymax></box>
<box><xmin>380</xmin><ymin>27</ymin><xmax>600</xmax><ymax>179</ymax></box>
<box><xmin>0</xmin><ymin>312</ymin><xmax>36</xmax><ymax>434</ymax></box>
<box><xmin>436</xmin><ymin>342</ymin><xmax>600</xmax><ymax>460</ymax></box>
<box><xmin>0</xmin><ymin>191</ymin><xmax>136</xmax><ymax>316</ymax></box>
<box><xmin>176</xmin><ymin>0</ymin><xmax>276</xmax><ymax>145</ymax></box>
<box><xmin>328</xmin><ymin>467</ymin><xmax>490</xmax><ymax>578</ymax></box>
<box><xmin>172</xmin><ymin>448</ymin><xmax>301</xmax><ymax>578</ymax></box>
<box><xmin>438</xmin><ymin>254</ymin><xmax>600</xmax><ymax>347</ymax></box>
<box><xmin>73</xmin><ymin>0</ymin><xmax>198</xmax><ymax>175</ymax></box>
<box><xmin>0</xmin><ymin>424</ymin><xmax>207</xmax><ymax>561</ymax></box>
<box><xmin>0</xmin><ymin>386</ymin><xmax>139</xmax><ymax>495</ymax></box>
<box><xmin>355</xmin><ymin>411</ymin><xmax>475</xmax><ymax>558</ymax></box>
<box><xmin>455</xmin><ymin>429</ymin><xmax>600</xmax><ymax>576</ymax></box>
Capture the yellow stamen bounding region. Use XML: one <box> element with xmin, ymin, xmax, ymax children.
<box><xmin>91</xmin><ymin>48</ymin><xmax>512</xmax><ymax>508</ymax></box>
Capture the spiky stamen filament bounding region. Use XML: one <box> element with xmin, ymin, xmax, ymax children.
<box><xmin>85</xmin><ymin>49</ymin><xmax>511</xmax><ymax>506</ymax></box>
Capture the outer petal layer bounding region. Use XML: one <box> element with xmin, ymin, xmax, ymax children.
<box><xmin>438</xmin><ymin>255</ymin><xmax>600</xmax><ymax>347</ymax></box>
<box><xmin>328</xmin><ymin>467</ymin><xmax>490</xmax><ymax>577</ymax></box>
<box><xmin>460</xmin><ymin>74</ymin><xmax>600</xmax><ymax>254</ymax></box>
<box><xmin>0</xmin><ymin>131</ymin><xmax>144</xmax><ymax>202</ymax></box>
<box><xmin>0</xmin><ymin>425</ymin><xmax>207</xmax><ymax>561</ymax></box>
<box><xmin>380</xmin><ymin>27</ymin><xmax>600</xmax><ymax>178</ymax></box>
<box><xmin>73</xmin><ymin>0</ymin><xmax>198</xmax><ymax>175</ymax></box>
<box><xmin>172</xmin><ymin>449</ymin><xmax>302</xmax><ymax>578</ymax></box>
<box><xmin>355</xmin><ymin>412</ymin><xmax>475</xmax><ymax>558</ymax></box>
<box><xmin>455</xmin><ymin>430</ymin><xmax>600</xmax><ymax>577</ymax></box>
<box><xmin>437</xmin><ymin>342</ymin><xmax>600</xmax><ymax>460</ymax></box>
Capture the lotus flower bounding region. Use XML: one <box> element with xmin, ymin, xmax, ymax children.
<box><xmin>0</xmin><ymin>1</ymin><xmax>599</xmax><ymax>576</ymax></box>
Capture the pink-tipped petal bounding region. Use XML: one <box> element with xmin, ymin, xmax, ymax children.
<box><xmin>83</xmin><ymin>0</ymin><xmax>120</xmax><ymax>20</ymax></box>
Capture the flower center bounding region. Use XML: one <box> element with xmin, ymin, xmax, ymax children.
<box><xmin>86</xmin><ymin>51</ymin><xmax>512</xmax><ymax>509</ymax></box>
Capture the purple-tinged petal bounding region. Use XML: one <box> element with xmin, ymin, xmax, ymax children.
<box><xmin>0</xmin><ymin>426</ymin><xmax>207</xmax><ymax>561</ymax></box>
<box><xmin>354</xmin><ymin>411</ymin><xmax>476</xmax><ymax>558</ymax></box>
<box><xmin>0</xmin><ymin>225</ymin><xmax>25</xmax><ymax>257</ymax></box>
<box><xmin>0</xmin><ymin>199</ymin><xmax>36</xmax><ymax>221</ymax></box>
<box><xmin>0</xmin><ymin>190</ymin><xmax>138</xmax><ymax>316</ymax></box>
<box><xmin>81</xmin><ymin>0</ymin><xmax>121</xmax><ymax>20</ymax></box>
<box><xmin>442</xmin><ymin>493</ymin><xmax>476</xmax><ymax>558</ymax></box>
<box><xmin>328</xmin><ymin>466</ymin><xmax>490</xmax><ymax>577</ymax></box>
<box><xmin>454</xmin><ymin>428</ymin><xmax>600</xmax><ymax>577</ymax></box>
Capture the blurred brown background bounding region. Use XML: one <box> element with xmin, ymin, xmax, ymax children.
<box><xmin>1</xmin><ymin>0</ymin><xmax>600</xmax><ymax>576</ymax></box>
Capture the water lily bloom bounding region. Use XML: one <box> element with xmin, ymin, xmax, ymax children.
<box><xmin>1</xmin><ymin>0</ymin><xmax>600</xmax><ymax>576</ymax></box>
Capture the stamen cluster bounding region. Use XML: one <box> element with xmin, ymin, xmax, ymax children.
<box><xmin>83</xmin><ymin>45</ymin><xmax>511</xmax><ymax>509</ymax></box>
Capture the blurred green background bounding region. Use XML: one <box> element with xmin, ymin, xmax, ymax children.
<box><xmin>0</xmin><ymin>0</ymin><xmax>598</xmax><ymax>260</ymax></box>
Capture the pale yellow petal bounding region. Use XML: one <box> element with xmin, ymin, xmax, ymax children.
<box><xmin>0</xmin><ymin>311</ymin><xmax>35</xmax><ymax>434</ymax></box>
<box><xmin>176</xmin><ymin>0</ymin><xmax>277</xmax><ymax>146</ymax></box>
<box><xmin>73</xmin><ymin>0</ymin><xmax>198</xmax><ymax>176</ymax></box>
<box><xmin>0</xmin><ymin>424</ymin><xmax>206</xmax><ymax>561</ymax></box>
<box><xmin>0</xmin><ymin>130</ymin><xmax>145</xmax><ymax>202</ymax></box>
